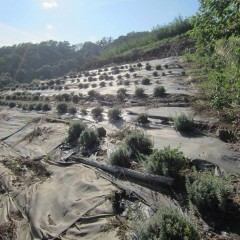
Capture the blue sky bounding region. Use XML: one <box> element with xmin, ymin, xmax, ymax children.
<box><xmin>0</xmin><ymin>0</ymin><xmax>199</xmax><ymax>47</ymax></box>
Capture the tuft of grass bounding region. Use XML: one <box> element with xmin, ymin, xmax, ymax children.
<box><xmin>153</xmin><ymin>86</ymin><xmax>166</xmax><ymax>97</ymax></box>
<box><xmin>145</xmin><ymin>146</ymin><xmax>189</xmax><ymax>177</ymax></box>
<box><xmin>108</xmin><ymin>146</ymin><xmax>131</xmax><ymax>168</ymax></box>
<box><xmin>124</xmin><ymin>130</ymin><xmax>153</xmax><ymax>157</ymax></box>
<box><xmin>135</xmin><ymin>206</ymin><xmax>200</xmax><ymax>240</ymax></box>
<box><xmin>174</xmin><ymin>113</ymin><xmax>193</xmax><ymax>132</ymax></box>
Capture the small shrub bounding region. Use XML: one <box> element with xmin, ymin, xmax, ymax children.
<box><xmin>91</xmin><ymin>106</ymin><xmax>103</xmax><ymax>119</ymax></box>
<box><xmin>141</xmin><ymin>77</ymin><xmax>150</xmax><ymax>85</ymax></box>
<box><xmin>72</xmin><ymin>95</ymin><xmax>79</xmax><ymax>103</ymax></box>
<box><xmin>137</xmin><ymin>63</ymin><xmax>142</xmax><ymax>68</ymax></box>
<box><xmin>108</xmin><ymin>107</ymin><xmax>121</xmax><ymax>122</ymax></box>
<box><xmin>153</xmin><ymin>86</ymin><xmax>166</xmax><ymax>97</ymax></box>
<box><xmin>174</xmin><ymin>113</ymin><xmax>193</xmax><ymax>132</ymax></box>
<box><xmin>117</xmin><ymin>88</ymin><xmax>126</xmax><ymax>95</ymax></box>
<box><xmin>124</xmin><ymin>131</ymin><xmax>153</xmax><ymax>157</ymax></box>
<box><xmin>186</xmin><ymin>173</ymin><xmax>234</xmax><ymax>212</ymax></box>
<box><xmin>91</xmin><ymin>83</ymin><xmax>97</xmax><ymax>88</ymax></box>
<box><xmin>99</xmin><ymin>81</ymin><xmax>106</xmax><ymax>87</ymax></box>
<box><xmin>109</xmin><ymin>146</ymin><xmax>131</xmax><ymax>168</ymax></box>
<box><xmin>135</xmin><ymin>206</ymin><xmax>200</xmax><ymax>240</ymax></box>
<box><xmin>136</xmin><ymin>113</ymin><xmax>149</xmax><ymax>124</ymax></box>
<box><xmin>153</xmin><ymin>71</ymin><xmax>158</xmax><ymax>77</ymax></box>
<box><xmin>129</xmin><ymin>67</ymin><xmax>135</xmax><ymax>72</ymax></box>
<box><xmin>109</xmin><ymin>82</ymin><xmax>113</xmax><ymax>86</ymax></box>
<box><xmin>125</xmin><ymin>73</ymin><xmax>130</xmax><ymax>78</ymax></box>
<box><xmin>57</xmin><ymin>102</ymin><xmax>68</xmax><ymax>114</ymax></box>
<box><xmin>145</xmin><ymin>65</ymin><xmax>152</xmax><ymax>71</ymax></box>
<box><xmin>124</xmin><ymin>80</ymin><xmax>130</xmax><ymax>86</ymax></box>
<box><xmin>84</xmin><ymin>83</ymin><xmax>89</xmax><ymax>88</ymax></box>
<box><xmin>88</xmin><ymin>90</ymin><xmax>98</xmax><ymax>98</ymax></box>
<box><xmin>68</xmin><ymin>106</ymin><xmax>77</xmax><ymax>115</ymax></box>
<box><xmin>79</xmin><ymin>128</ymin><xmax>99</xmax><ymax>149</ymax></box>
<box><xmin>156</xmin><ymin>64</ymin><xmax>162</xmax><ymax>70</ymax></box>
<box><xmin>117</xmin><ymin>79</ymin><xmax>123</xmax><ymax>85</ymax></box>
<box><xmin>9</xmin><ymin>102</ymin><xmax>16</xmax><ymax>108</ymax></box>
<box><xmin>134</xmin><ymin>80</ymin><xmax>139</xmax><ymax>85</ymax></box>
<box><xmin>162</xmin><ymin>72</ymin><xmax>166</xmax><ymax>76</ymax></box>
<box><xmin>35</xmin><ymin>103</ymin><xmax>43</xmax><ymax>111</ymax></box>
<box><xmin>78</xmin><ymin>83</ymin><xmax>84</xmax><ymax>89</ymax></box>
<box><xmin>81</xmin><ymin>108</ymin><xmax>87</xmax><ymax>115</ymax></box>
<box><xmin>135</xmin><ymin>87</ymin><xmax>145</xmax><ymax>98</ymax></box>
<box><xmin>42</xmin><ymin>103</ymin><xmax>51</xmax><ymax>111</ymax></box>
<box><xmin>164</xmin><ymin>63</ymin><xmax>169</xmax><ymax>69</ymax></box>
<box><xmin>145</xmin><ymin>147</ymin><xmax>189</xmax><ymax>177</ymax></box>
<box><xmin>117</xmin><ymin>75</ymin><xmax>122</xmax><ymax>80</ymax></box>
<box><xmin>68</xmin><ymin>121</ymin><xmax>87</xmax><ymax>143</ymax></box>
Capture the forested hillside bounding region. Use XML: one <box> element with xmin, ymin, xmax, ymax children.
<box><xmin>0</xmin><ymin>17</ymin><xmax>192</xmax><ymax>89</ymax></box>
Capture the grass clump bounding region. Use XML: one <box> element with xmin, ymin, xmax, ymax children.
<box><xmin>91</xmin><ymin>106</ymin><xmax>103</xmax><ymax>119</ymax></box>
<box><xmin>68</xmin><ymin>106</ymin><xmax>77</xmax><ymax>115</ymax></box>
<box><xmin>153</xmin><ymin>86</ymin><xmax>166</xmax><ymax>97</ymax></box>
<box><xmin>186</xmin><ymin>172</ymin><xmax>234</xmax><ymax>212</ymax></box>
<box><xmin>79</xmin><ymin>128</ymin><xmax>99</xmax><ymax>149</ymax></box>
<box><xmin>42</xmin><ymin>103</ymin><xmax>51</xmax><ymax>111</ymax></box>
<box><xmin>174</xmin><ymin>113</ymin><xmax>193</xmax><ymax>132</ymax></box>
<box><xmin>108</xmin><ymin>107</ymin><xmax>122</xmax><ymax>122</ymax></box>
<box><xmin>145</xmin><ymin>146</ymin><xmax>189</xmax><ymax>177</ymax></box>
<box><xmin>156</xmin><ymin>64</ymin><xmax>162</xmax><ymax>70</ymax></box>
<box><xmin>135</xmin><ymin>87</ymin><xmax>145</xmax><ymax>98</ymax></box>
<box><xmin>68</xmin><ymin>121</ymin><xmax>87</xmax><ymax>143</ymax></box>
<box><xmin>141</xmin><ymin>77</ymin><xmax>151</xmax><ymax>85</ymax></box>
<box><xmin>136</xmin><ymin>113</ymin><xmax>149</xmax><ymax>124</ymax></box>
<box><xmin>108</xmin><ymin>146</ymin><xmax>131</xmax><ymax>168</ymax></box>
<box><xmin>57</xmin><ymin>102</ymin><xmax>68</xmax><ymax>114</ymax></box>
<box><xmin>135</xmin><ymin>206</ymin><xmax>200</xmax><ymax>240</ymax></box>
<box><xmin>124</xmin><ymin>130</ymin><xmax>153</xmax><ymax>157</ymax></box>
<box><xmin>145</xmin><ymin>64</ymin><xmax>152</xmax><ymax>71</ymax></box>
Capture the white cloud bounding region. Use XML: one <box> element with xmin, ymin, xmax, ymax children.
<box><xmin>47</xmin><ymin>24</ymin><xmax>54</xmax><ymax>30</ymax></box>
<box><xmin>42</xmin><ymin>0</ymin><xmax>59</xmax><ymax>9</ymax></box>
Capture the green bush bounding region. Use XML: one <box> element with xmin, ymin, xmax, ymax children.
<box><xmin>57</xmin><ymin>102</ymin><xmax>68</xmax><ymax>114</ymax></box>
<box><xmin>153</xmin><ymin>71</ymin><xmax>158</xmax><ymax>77</ymax></box>
<box><xmin>153</xmin><ymin>86</ymin><xmax>166</xmax><ymax>97</ymax></box>
<box><xmin>136</xmin><ymin>113</ymin><xmax>149</xmax><ymax>124</ymax></box>
<box><xmin>186</xmin><ymin>173</ymin><xmax>234</xmax><ymax>212</ymax></box>
<box><xmin>108</xmin><ymin>107</ymin><xmax>122</xmax><ymax>122</ymax></box>
<box><xmin>156</xmin><ymin>65</ymin><xmax>162</xmax><ymax>70</ymax></box>
<box><xmin>137</xmin><ymin>63</ymin><xmax>142</xmax><ymax>68</ymax></box>
<box><xmin>68</xmin><ymin>121</ymin><xmax>87</xmax><ymax>143</ymax></box>
<box><xmin>35</xmin><ymin>103</ymin><xmax>43</xmax><ymax>111</ymax></box>
<box><xmin>174</xmin><ymin>113</ymin><xmax>193</xmax><ymax>132</ymax></box>
<box><xmin>117</xmin><ymin>88</ymin><xmax>126</xmax><ymax>95</ymax></box>
<box><xmin>28</xmin><ymin>103</ymin><xmax>35</xmax><ymax>111</ymax></box>
<box><xmin>81</xmin><ymin>108</ymin><xmax>87</xmax><ymax>115</ymax></box>
<box><xmin>99</xmin><ymin>81</ymin><xmax>106</xmax><ymax>87</ymax></box>
<box><xmin>135</xmin><ymin>206</ymin><xmax>200</xmax><ymax>240</ymax></box>
<box><xmin>108</xmin><ymin>146</ymin><xmax>131</xmax><ymax>168</ymax></box>
<box><xmin>68</xmin><ymin>106</ymin><xmax>77</xmax><ymax>115</ymax></box>
<box><xmin>9</xmin><ymin>102</ymin><xmax>16</xmax><ymax>108</ymax></box>
<box><xmin>124</xmin><ymin>80</ymin><xmax>130</xmax><ymax>86</ymax></box>
<box><xmin>88</xmin><ymin>89</ymin><xmax>98</xmax><ymax>98</ymax></box>
<box><xmin>135</xmin><ymin>87</ymin><xmax>145</xmax><ymax>98</ymax></box>
<box><xmin>141</xmin><ymin>77</ymin><xmax>151</xmax><ymax>85</ymax></box>
<box><xmin>145</xmin><ymin>65</ymin><xmax>152</xmax><ymax>71</ymax></box>
<box><xmin>145</xmin><ymin>146</ymin><xmax>189</xmax><ymax>177</ymax></box>
<box><xmin>42</xmin><ymin>103</ymin><xmax>51</xmax><ymax>111</ymax></box>
<box><xmin>79</xmin><ymin>128</ymin><xmax>99</xmax><ymax>149</ymax></box>
<box><xmin>124</xmin><ymin>130</ymin><xmax>153</xmax><ymax>157</ymax></box>
<box><xmin>91</xmin><ymin>106</ymin><xmax>103</xmax><ymax>119</ymax></box>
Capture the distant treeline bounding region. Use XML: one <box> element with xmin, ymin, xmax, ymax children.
<box><xmin>0</xmin><ymin>16</ymin><xmax>192</xmax><ymax>88</ymax></box>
